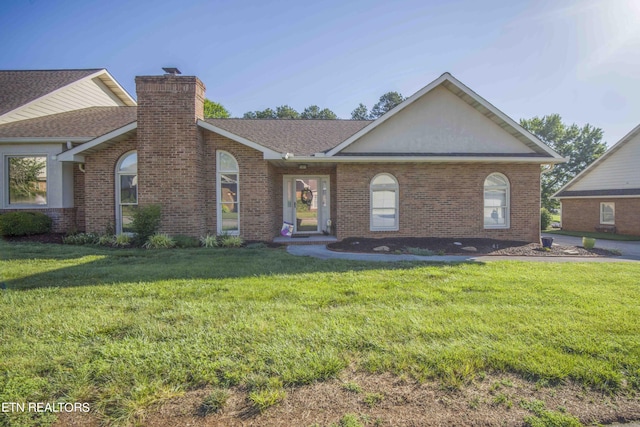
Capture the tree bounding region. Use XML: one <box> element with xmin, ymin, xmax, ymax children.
<box><xmin>300</xmin><ymin>105</ymin><xmax>337</xmax><ymax>119</ymax></box>
<box><xmin>520</xmin><ymin>114</ymin><xmax>607</xmax><ymax>210</ymax></box>
<box><xmin>276</xmin><ymin>105</ymin><xmax>300</xmax><ymax>119</ymax></box>
<box><xmin>243</xmin><ymin>108</ymin><xmax>277</xmax><ymax>119</ymax></box>
<box><xmin>351</xmin><ymin>103</ymin><xmax>369</xmax><ymax>120</ymax></box>
<box><xmin>203</xmin><ymin>99</ymin><xmax>230</xmax><ymax>118</ymax></box>
<box><xmin>369</xmin><ymin>91</ymin><xmax>405</xmax><ymax>119</ymax></box>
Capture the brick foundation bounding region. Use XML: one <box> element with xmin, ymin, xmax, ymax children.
<box><xmin>561</xmin><ymin>198</ymin><xmax>640</xmax><ymax>236</ymax></box>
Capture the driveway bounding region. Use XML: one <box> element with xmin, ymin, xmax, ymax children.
<box><xmin>542</xmin><ymin>233</ymin><xmax>640</xmax><ymax>260</ymax></box>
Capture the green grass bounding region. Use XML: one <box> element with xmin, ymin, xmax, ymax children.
<box><xmin>1</xmin><ymin>240</ymin><xmax>640</xmax><ymax>425</ymax></box>
<box><xmin>545</xmin><ymin>229</ymin><xmax>640</xmax><ymax>241</ymax></box>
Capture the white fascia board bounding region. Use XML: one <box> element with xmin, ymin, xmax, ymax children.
<box><xmin>57</xmin><ymin>122</ymin><xmax>137</xmax><ymax>162</ymax></box>
<box><xmin>325</xmin><ymin>73</ymin><xmax>564</xmax><ymax>160</ymax></box>
<box><xmin>552</xmin><ymin>122</ymin><xmax>640</xmax><ymax>198</ymax></box>
<box><xmin>285</xmin><ymin>155</ymin><xmax>566</xmax><ymax>164</ymax></box>
<box><xmin>100</xmin><ymin>70</ymin><xmax>137</xmax><ymax>106</ymax></box>
<box><xmin>197</xmin><ymin>120</ymin><xmax>282</xmax><ymax>159</ymax></box>
<box><xmin>554</xmin><ymin>194</ymin><xmax>640</xmax><ymax>200</ymax></box>
<box><xmin>0</xmin><ymin>137</ymin><xmax>90</xmax><ymax>143</ymax></box>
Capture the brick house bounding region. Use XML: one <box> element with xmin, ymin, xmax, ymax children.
<box><xmin>554</xmin><ymin>124</ymin><xmax>640</xmax><ymax>236</ymax></box>
<box><xmin>1</xmin><ymin>69</ymin><xmax>564</xmax><ymax>242</ymax></box>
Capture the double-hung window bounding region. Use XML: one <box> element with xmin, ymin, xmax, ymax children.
<box><xmin>370</xmin><ymin>173</ymin><xmax>399</xmax><ymax>231</ymax></box>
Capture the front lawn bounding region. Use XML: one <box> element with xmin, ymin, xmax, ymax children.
<box><xmin>1</xmin><ymin>241</ymin><xmax>639</xmax><ymax>425</ymax></box>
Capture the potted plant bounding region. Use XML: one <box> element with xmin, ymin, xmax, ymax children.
<box><xmin>582</xmin><ymin>237</ymin><xmax>596</xmax><ymax>249</ymax></box>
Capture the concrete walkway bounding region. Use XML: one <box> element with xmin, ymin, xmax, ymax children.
<box><xmin>542</xmin><ymin>232</ymin><xmax>640</xmax><ymax>260</ymax></box>
<box><xmin>287</xmin><ymin>244</ymin><xmax>640</xmax><ymax>263</ymax></box>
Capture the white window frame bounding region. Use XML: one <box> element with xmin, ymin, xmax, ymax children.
<box><xmin>370</xmin><ymin>173</ymin><xmax>399</xmax><ymax>232</ymax></box>
<box><xmin>115</xmin><ymin>151</ymin><xmax>137</xmax><ymax>234</ymax></box>
<box><xmin>483</xmin><ymin>172</ymin><xmax>510</xmax><ymax>229</ymax></box>
<box><xmin>600</xmin><ymin>202</ymin><xmax>615</xmax><ymax>225</ymax></box>
<box><xmin>216</xmin><ymin>150</ymin><xmax>240</xmax><ymax>235</ymax></box>
<box><xmin>5</xmin><ymin>154</ymin><xmax>49</xmax><ymax>208</ymax></box>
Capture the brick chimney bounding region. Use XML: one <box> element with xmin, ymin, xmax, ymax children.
<box><xmin>135</xmin><ymin>73</ymin><xmax>206</xmax><ymax>236</ymax></box>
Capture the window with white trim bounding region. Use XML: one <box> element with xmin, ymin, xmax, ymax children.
<box><xmin>370</xmin><ymin>173</ymin><xmax>398</xmax><ymax>231</ymax></box>
<box><xmin>217</xmin><ymin>151</ymin><xmax>239</xmax><ymax>234</ymax></box>
<box><xmin>484</xmin><ymin>173</ymin><xmax>510</xmax><ymax>228</ymax></box>
<box><xmin>116</xmin><ymin>151</ymin><xmax>137</xmax><ymax>234</ymax></box>
<box><xmin>600</xmin><ymin>202</ymin><xmax>615</xmax><ymax>225</ymax></box>
<box><xmin>6</xmin><ymin>155</ymin><xmax>48</xmax><ymax>206</ymax></box>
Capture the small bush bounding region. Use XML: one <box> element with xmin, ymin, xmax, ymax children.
<box><xmin>200</xmin><ymin>234</ymin><xmax>218</xmax><ymax>248</ymax></box>
<box><xmin>173</xmin><ymin>235</ymin><xmax>200</xmax><ymax>248</ymax></box>
<box><xmin>198</xmin><ymin>389</ymin><xmax>229</xmax><ymax>416</ymax></box>
<box><xmin>540</xmin><ymin>208</ymin><xmax>552</xmax><ymax>231</ymax></box>
<box><xmin>131</xmin><ymin>204</ymin><xmax>162</xmax><ymax>245</ymax></box>
<box><xmin>144</xmin><ymin>233</ymin><xmax>175</xmax><ymax>249</ymax></box>
<box><xmin>63</xmin><ymin>233</ymin><xmax>99</xmax><ymax>245</ymax></box>
<box><xmin>98</xmin><ymin>234</ymin><xmax>116</xmax><ymax>246</ymax></box>
<box><xmin>0</xmin><ymin>211</ymin><xmax>52</xmax><ymax>236</ymax></box>
<box><xmin>113</xmin><ymin>234</ymin><xmax>131</xmax><ymax>247</ymax></box>
<box><xmin>218</xmin><ymin>234</ymin><xmax>243</xmax><ymax>248</ymax></box>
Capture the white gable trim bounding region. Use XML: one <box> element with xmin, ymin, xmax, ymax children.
<box><xmin>57</xmin><ymin>122</ymin><xmax>137</xmax><ymax>162</ymax></box>
<box><xmin>325</xmin><ymin>73</ymin><xmax>563</xmax><ymax>160</ymax></box>
<box><xmin>553</xmin><ymin>123</ymin><xmax>640</xmax><ymax>198</ymax></box>
<box><xmin>0</xmin><ymin>69</ymin><xmax>136</xmax><ymax>123</ymax></box>
<box><xmin>197</xmin><ymin>120</ymin><xmax>283</xmax><ymax>159</ymax></box>
<box><xmin>285</xmin><ymin>155</ymin><xmax>564</xmax><ymax>164</ymax></box>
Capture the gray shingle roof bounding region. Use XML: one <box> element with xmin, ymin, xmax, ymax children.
<box><xmin>0</xmin><ymin>69</ymin><xmax>103</xmax><ymax>116</ymax></box>
<box><xmin>0</xmin><ymin>107</ymin><xmax>137</xmax><ymax>139</ymax></box>
<box><xmin>205</xmin><ymin>118</ymin><xmax>372</xmax><ymax>155</ymax></box>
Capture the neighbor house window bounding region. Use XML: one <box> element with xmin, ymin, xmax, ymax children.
<box><xmin>370</xmin><ymin>173</ymin><xmax>398</xmax><ymax>231</ymax></box>
<box><xmin>217</xmin><ymin>151</ymin><xmax>239</xmax><ymax>234</ymax></box>
<box><xmin>116</xmin><ymin>151</ymin><xmax>137</xmax><ymax>234</ymax></box>
<box><xmin>600</xmin><ymin>202</ymin><xmax>615</xmax><ymax>225</ymax></box>
<box><xmin>484</xmin><ymin>173</ymin><xmax>510</xmax><ymax>228</ymax></box>
<box><xmin>7</xmin><ymin>156</ymin><xmax>47</xmax><ymax>206</ymax></box>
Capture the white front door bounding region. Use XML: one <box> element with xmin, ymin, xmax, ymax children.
<box><xmin>283</xmin><ymin>175</ymin><xmax>330</xmax><ymax>234</ymax></box>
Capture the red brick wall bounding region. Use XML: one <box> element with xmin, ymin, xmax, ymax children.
<box><xmin>73</xmin><ymin>164</ymin><xmax>85</xmax><ymax>231</ymax></box>
<box><xmin>136</xmin><ymin>75</ymin><xmax>207</xmax><ymax>237</ymax></box>
<box><xmin>561</xmin><ymin>198</ymin><xmax>640</xmax><ymax>236</ymax></box>
<box><xmin>336</xmin><ymin>163</ymin><xmax>541</xmax><ymax>242</ymax></box>
<box><xmin>84</xmin><ymin>137</ymin><xmax>137</xmax><ymax>234</ymax></box>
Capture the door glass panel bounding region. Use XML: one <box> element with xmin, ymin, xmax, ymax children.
<box><xmin>296</xmin><ymin>178</ymin><xmax>318</xmax><ymax>232</ymax></box>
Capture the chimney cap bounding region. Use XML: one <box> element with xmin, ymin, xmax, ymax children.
<box><xmin>162</xmin><ymin>67</ymin><xmax>181</xmax><ymax>75</ymax></box>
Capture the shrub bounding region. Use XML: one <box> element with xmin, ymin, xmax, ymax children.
<box><xmin>173</xmin><ymin>235</ymin><xmax>200</xmax><ymax>248</ymax></box>
<box><xmin>198</xmin><ymin>389</ymin><xmax>229</xmax><ymax>416</ymax></box>
<box><xmin>131</xmin><ymin>204</ymin><xmax>162</xmax><ymax>245</ymax></box>
<box><xmin>0</xmin><ymin>211</ymin><xmax>52</xmax><ymax>236</ymax></box>
<box><xmin>98</xmin><ymin>234</ymin><xmax>116</xmax><ymax>246</ymax></box>
<box><xmin>218</xmin><ymin>234</ymin><xmax>243</xmax><ymax>248</ymax></box>
<box><xmin>200</xmin><ymin>234</ymin><xmax>218</xmax><ymax>248</ymax></box>
<box><xmin>540</xmin><ymin>208</ymin><xmax>552</xmax><ymax>231</ymax></box>
<box><xmin>143</xmin><ymin>233</ymin><xmax>175</xmax><ymax>249</ymax></box>
<box><xmin>113</xmin><ymin>234</ymin><xmax>131</xmax><ymax>247</ymax></box>
<box><xmin>63</xmin><ymin>233</ymin><xmax>99</xmax><ymax>245</ymax></box>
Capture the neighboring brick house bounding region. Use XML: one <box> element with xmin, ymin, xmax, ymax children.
<box><xmin>1</xmin><ymin>69</ymin><xmax>564</xmax><ymax>242</ymax></box>
<box><xmin>554</xmin><ymin>124</ymin><xmax>640</xmax><ymax>236</ymax></box>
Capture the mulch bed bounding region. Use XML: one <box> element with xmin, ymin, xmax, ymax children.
<box><xmin>328</xmin><ymin>237</ymin><xmax>617</xmax><ymax>257</ymax></box>
<box><xmin>3</xmin><ymin>233</ymin><xmax>65</xmax><ymax>244</ymax></box>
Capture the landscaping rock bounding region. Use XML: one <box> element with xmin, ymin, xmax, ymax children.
<box><xmin>563</xmin><ymin>249</ymin><xmax>580</xmax><ymax>255</ymax></box>
<box><xmin>373</xmin><ymin>246</ymin><xmax>390</xmax><ymax>252</ymax></box>
<box><xmin>462</xmin><ymin>246</ymin><xmax>477</xmax><ymax>252</ymax></box>
<box><xmin>454</xmin><ymin>242</ymin><xmax>462</xmax><ymax>246</ymax></box>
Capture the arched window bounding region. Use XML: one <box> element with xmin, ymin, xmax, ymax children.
<box><xmin>370</xmin><ymin>173</ymin><xmax>399</xmax><ymax>231</ymax></box>
<box><xmin>116</xmin><ymin>151</ymin><xmax>137</xmax><ymax>234</ymax></box>
<box><xmin>484</xmin><ymin>173</ymin><xmax>509</xmax><ymax>228</ymax></box>
<box><xmin>217</xmin><ymin>151</ymin><xmax>239</xmax><ymax>234</ymax></box>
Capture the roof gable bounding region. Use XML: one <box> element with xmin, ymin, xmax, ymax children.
<box><xmin>0</xmin><ymin>69</ymin><xmax>136</xmax><ymax>124</ymax></box>
<box><xmin>554</xmin><ymin>124</ymin><xmax>640</xmax><ymax>198</ymax></box>
<box><xmin>327</xmin><ymin>73</ymin><xmax>563</xmax><ymax>160</ymax></box>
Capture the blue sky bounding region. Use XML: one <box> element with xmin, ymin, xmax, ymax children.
<box><xmin>1</xmin><ymin>0</ymin><xmax>639</xmax><ymax>144</ymax></box>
